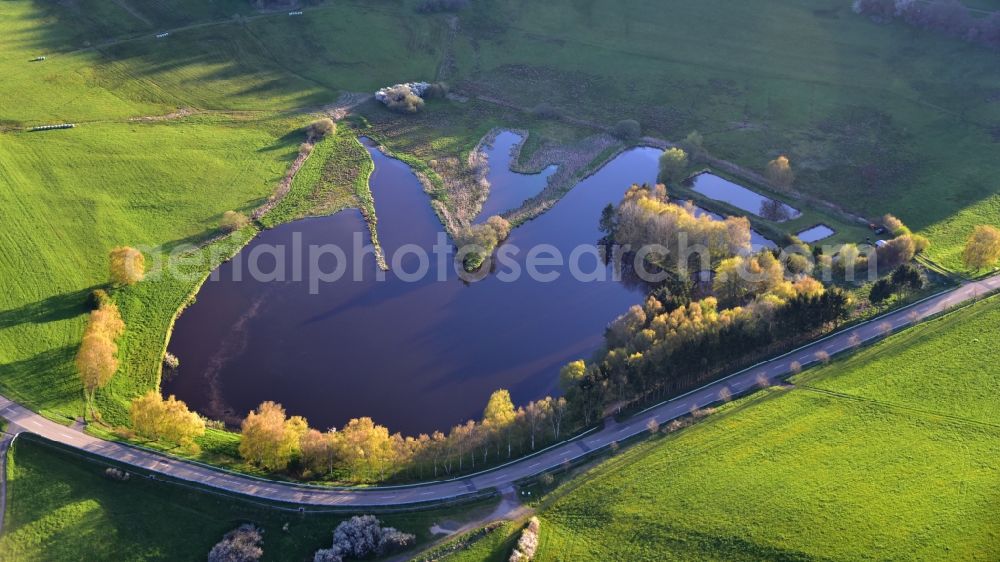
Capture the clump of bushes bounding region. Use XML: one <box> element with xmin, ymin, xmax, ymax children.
<box><xmin>611</xmin><ymin>119</ymin><xmax>641</xmax><ymax>142</ymax></box>
<box><xmin>509</xmin><ymin>517</ymin><xmax>540</xmax><ymax>562</ymax></box>
<box><xmin>312</xmin><ymin>516</ymin><xmax>415</xmax><ymax>562</ymax></box>
<box><xmin>306</xmin><ymin>118</ymin><xmax>336</xmax><ymax>140</ymax></box>
<box><xmin>415</xmin><ymin>0</ymin><xmax>469</xmax><ymax>14</ymax></box>
<box><xmin>869</xmin><ymin>263</ymin><xmax>925</xmax><ymax>306</ymax></box>
<box><xmin>455</xmin><ymin>215</ymin><xmax>512</xmax><ymax>271</ymax></box>
<box><xmin>103</xmin><ymin>467</ymin><xmax>130</xmax><ymax>481</ymax></box>
<box><xmin>163</xmin><ymin>352</ymin><xmax>180</xmax><ymax>370</ymax></box>
<box><xmin>875</xmin><ymin>214</ymin><xmax>930</xmax><ymax>269</ymax></box>
<box><xmin>208</xmin><ymin>524</ymin><xmax>264</xmax><ymax>562</ymax></box>
<box><xmin>658</xmin><ymin>147</ymin><xmax>689</xmax><ymax>183</ymax></box>
<box><xmin>423</xmin><ymin>81</ymin><xmax>450</xmax><ymax>99</ymax></box>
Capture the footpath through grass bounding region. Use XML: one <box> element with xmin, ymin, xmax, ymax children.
<box><xmin>0</xmin><ymin>435</ymin><xmax>497</xmax><ymax>562</ymax></box>
<box><xmin>440</xmin><ymin>297</ymin><xmax>1000</xmax><ymax>561</ymax></box>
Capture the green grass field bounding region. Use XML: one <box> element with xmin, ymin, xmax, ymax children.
<box><xmin>0</xmin><ymin>435</ymin><xmax>497</xmax><ymax>562</ymax></box>
<box><xmin>440</xmin><ymin>296</ymin><xmax>1000</xmax><ymax>561</ymax></box>
<box><xmin>452</xmin><ymin>0</ymin><xmax>1000</xmax><ymax>272</ymax></box>
<box><xmin>0</xmin><ymin>0</ymin><xmax>438</xmax><ymax>428</ymax></box>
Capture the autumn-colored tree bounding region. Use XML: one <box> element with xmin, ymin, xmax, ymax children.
<box><xmin>75</xmin><ymin>301</ymin><xmax>125</xmax><ymax>416</ymax></box>
<box><xmin>109</xmin><ymin>246</ymin><xmax>145</xmax><ymax>286</ymax></box>
<box><xmin>658</xmin><ymin>148</ymin><xmax>689</xmax><ymax>183</ymax></box>
<box><xmin>962</xmin><ymin>225</ymin><xmax>1000</xmax><ymax>271</ymax></box>
<box><xmin>238</xmin><ymin>402</ymin><xmax>308</xmax><ymax>471</ymax></box>
<box><xmin>75</xmin><ymin>333</ymin><xmax>118</xmax><ymax>414</ymax></box>
<box><xmin>220</xmin><ymin>211</ymin><xmax>250</xmax><ymax>232</ymax></box>
<box><xmin>483</xmin><ymin>389</ymin><xmax>516</xmax><ymax>458</ymax></box>
<box><xmin>86</xmin><ymin>302</ymin><xmax>125</xmax><ymax>340</ymax></box>
<box><xmin>882</xmin><ymin>214</ymin><xmax>910</xmax><ymax>236</ymax></box>
<box><xmin>337</xmin><ymin>417</ymin><xmax>393</xmax><ymax>481</ymax></box>
<box><xmin>130</xmin><ymin>391</ymin><xmax>205</xmax><ymax>452</ymax></box>
<box><xmin>300</xmin><ymin>429</ymin><xmax>339</xmax><ymax>475</ymax></box>
<box><xmin>766</xmin><ymin>155</ymin><xmax>794</xmax><ymax>188</ymax></box>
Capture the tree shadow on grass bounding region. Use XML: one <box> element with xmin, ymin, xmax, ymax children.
<box><xmin>0</xmin><ymin>345</ymin><xmax>81</xmax><ymax>416</ymax></box>
<box><xmin>0</xmin><ymin>286</ymin><xmax>99</xmax><ymax>331</ymax></box>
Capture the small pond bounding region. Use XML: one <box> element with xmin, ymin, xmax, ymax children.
<box><xmin>796</xmin><ymin>224</ymin><xmax>835</xmax><ymax>243</ymax></box>
<box><xmin>475</xmin><ymin>131</ymin><xmax>557</xmax><ymax>221</ymax></box>
<box><xmin>690</xmin><ymin>172</ymin><xmax>800</xmax><ymax>222</ymax></box>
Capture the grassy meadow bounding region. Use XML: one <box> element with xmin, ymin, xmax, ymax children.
<box><xmin>438</xmin><ymin>296</ymin><xmax>1000</xmax><ymax>561</ymax></box>
<box><xmin>452</xmin><ymin>0</ymin><xmax>1000</xmax><ymax>271</ymax></box>
<box><xmin>0</xmin><ymin>435</ymin><xmax>497</xmax><ymax>562</ymax></box>
<box><xmin>0</xmin><ymin>0</ymin><xmax>440</xmax><ymax>428</ymax></box>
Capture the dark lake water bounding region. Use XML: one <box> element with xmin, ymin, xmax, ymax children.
<box><xmin>165</xmin><ymin>138</ymin><xmax>663</xmax><ymax>434</ymax></box>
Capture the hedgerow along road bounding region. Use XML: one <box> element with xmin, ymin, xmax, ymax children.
<box><xmin>1</xmin><ymin>274</ymin><xmax>997</xmax><ymax>507</ymax></box>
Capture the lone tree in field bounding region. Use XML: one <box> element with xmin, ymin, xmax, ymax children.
<box><xmin>658</xmin><ymin>147</ymin><xmax>689</xmax><ymax>183</ymax></box>
<box><xmin>306</xmin><ymin>117</ymin><xmax>336</xmax><ymax>140</ymax></box>
<box><xmin>766</xmin><ymin>155</ymin><xmax>795</xmax><ymax>188</ymax></box>
<box><xmin>109</xmin><ymin>246</ymin><xmax>145</xmax><ymax>286</ymax></box>
<box><xmin>962</xmin><ymin>225</ymin><xmax>1000</xmax><ymax>271</ymax></box>
<box><xmin>220</xmin><ymin>210</ymin><xmax>250</xmax><ymax>232</ymax></box>
<box><xmin>239</xmin><ymin>401</ymin><xmax>309</xmax><ymax>471</ymax></box>
<box><xmin>75</xmin><ymin>301</ymin><xmax>125</xmax><ymax>416</ymax></box>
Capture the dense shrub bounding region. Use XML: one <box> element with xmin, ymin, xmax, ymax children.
<box><xmin>611</xmin><ymin>119</ymin><xmax>641</xmax><ymax>142</ymax></box>
<box><xmin>381</xmin><ymin>85</ymin><xmax>425</xmax><ymax>113</ymax></box>
<box><xmin>208</xmin><ymin>524</ymin><xmax>264</xmax><ymax>562</ymax></box>
<box><xmin>423</xmin><ymin>82</ymin><xmax>450</xmax><ymax>99</ymax></box>
<box><xmin>306</xmin><ymin>118</ymin><xmax>336</xmax><ymax>140</ymax></box>
<box><xmin>509</xmin><ymin>517</ymin><xmax>540</xmax><ymax>562</ymax></box>
<box><xmin>658</xmin><ymin>148</ymin><xmax>688</xmax><ymax>183</ymax></box>
<box><xmin>312</xmin><ymin>516</ymin><xmax>415</xmax><ymax>561</ymax></box>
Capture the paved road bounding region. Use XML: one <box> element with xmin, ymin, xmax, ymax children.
<box><xmin>1</xmin><ymin>274</ymin><xmax>997</xmax><ymax>507</ymax></box>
